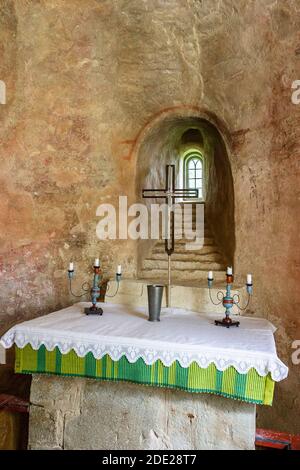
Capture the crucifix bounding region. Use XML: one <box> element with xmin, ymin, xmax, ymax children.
<box><xmin>142</xmin><ymin>164</ymin><xmax>198</xmax><ymax>307</ymax></box>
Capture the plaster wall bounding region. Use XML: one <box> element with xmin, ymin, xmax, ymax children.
<box><xmin>0</xmin><ymin>0</ymin><xmax>299</xmax><ymax>433</ymax></box>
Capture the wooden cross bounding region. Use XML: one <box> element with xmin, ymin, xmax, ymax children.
<box><xmin>142</xmin><ymin>164</ymin><xmax>198</xmax><ymax>306</ymax></box>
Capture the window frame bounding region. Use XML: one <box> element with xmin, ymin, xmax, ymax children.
<box><xmin>183</xmin><ymin>152</ymin><xmax>204</xmax><ymax>201</ymax></box>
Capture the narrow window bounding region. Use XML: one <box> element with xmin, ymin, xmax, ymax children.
<box><xmin>184</xmin><ymin>155</ymin><xmax>203</xmax><ymax>199</ymax></box>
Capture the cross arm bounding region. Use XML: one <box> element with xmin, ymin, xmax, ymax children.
<box><xmin>142</xmin><ymin>189</ymin><xmax>199</xmax><ymax>199</ymax></box>
<box><xmin>142</xmin><ymin>189</ymin><xmax>168</xmax><ymax>199</ymax></box>
<box><xmin>172</xmin><ymin>189</ymin><xmax>199</xmax><ymax>198</ymax></box>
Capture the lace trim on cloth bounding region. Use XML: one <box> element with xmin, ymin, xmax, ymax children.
<box><xmin>0</xmin><ymin>328</ymin><xmax>288</xmax><ymax>382</ymax></box>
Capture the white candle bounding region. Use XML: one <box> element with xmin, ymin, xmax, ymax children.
<box><xmin>94</xmin><ymin>258</ymin><xmax>100</xmax><ymax>267</ymax></box>
<box><xmin>69</xmin><ymin>262</ymin><xmax>74</xmax><ymax>271</ymax></box>
<box><xmin>247</xmin><ymin>274</ymin><xmax>252</xmax><ymax>285</ymax></box>
<box><xmin>227</xmin><ymin>266</ymin><xmax>233</xmax><ymax>275</ymax></box>
<box><xmin>117</xmin><ymin>264</ymin><xmax>122</xmax><ymax>274</ymax></box>
<box><xmin>208</xmin><ymin>270</ymin><xmax>213</xmax><ymax>280</ymax></box>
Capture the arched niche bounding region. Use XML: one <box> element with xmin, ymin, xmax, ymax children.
<box><xmin>135</xmin><ymin>112</ymin><xmax>235</xmax><ymax>274</ymax></box>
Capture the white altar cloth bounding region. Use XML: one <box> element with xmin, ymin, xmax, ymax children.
<box><xmin>0</xmin><ymin>302</ymin><xmax>288</xmax><ymax>381</ymax></box>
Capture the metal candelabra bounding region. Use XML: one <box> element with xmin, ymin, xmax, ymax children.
<box><xmin>68</xmin><ymin>262</ymin><xmax>122</xmax><ymax>315</ymax></box>
<box><xmin>208</xmin><ymin>270</ymin><xmax>253</xmax><ymax>328</ymax></box>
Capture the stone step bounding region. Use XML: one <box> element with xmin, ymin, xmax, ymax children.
<box><xmin>139</xmin><ymin>269</ymin><xmax>226</xmax><ymax>281</ymax></box>
<box><xmin>173</xmin><ymin>213</ymin><xmax>207</xmax><ymax>219</ymax></box>
<box><xmin>172</xmin><ymin>216</ymin><xmax>205</xmax><ymax>223</ymax></box>
<box><xmin>173</xmin><ymin>226</ymin><xmax>206</xmax><ymax>232</ymax></box>
<box><xmin>152</xmin><ymin>244</ymin><xmax>220</xmax><ymax>254</ymax></box>
<box><xmin>171</xmin><ymin>211</ymin><xmax>208</xmax><ymax>229</ymax></box>
<box><xmin>146</xmin><ymin>252</ymin><xmax>224</xmax><ymax>262</ymax></box>
<box><xmin>174</xmin><ymin>203</ymin><xmax>204</xmax><ymax>210</ymax></box>
<box><xmin>173</xmin><ymin>205</ymin><xmax>204</xmax><ymax>211</ymax></box>
<box><xmin>155</xmin><ymin>237</ymin><xmax>214</xmax><ymax>246</ymax></box>
<box><xmin>173</xmin><ymin>222</ymin><xmax>209</xmax><ymax>228</ymax></box>
<box><xmin>154</xmin><ymin>245</ymin><xmax>216</xmax><ymax>252</ymax></box>
<box><xmin>173</xmin><ymin>230</ymin><xmax>210</xmax><ymax>238</ymax></box>
<box><xmin>173</xmin><ymin>224</ymin><xmax>206</xmax><ymax>232</ymax></box>
<box><xmin>152</xmin><ymin>245</ymin><xmax>219</xmax><ymax>255</ymax></box>
<box><xmin>165</xmin><ymin>215</ymin><xmax>206</xmax><ymax>222</ymax></box>
<box><xmin>173</xmin><ymin>214</ymin><xmax>204</xmax><ymax>218</ymax></box>
<box><xmin>173</xmin><ymin>205</ymin><xmax>202</xmax><ymax>209</ymax></box>
<box><xmin>140</xmin><ymin>202</ymin><xmax>224</xmax><ymax>284</ymax></box>
<box><xmin>174</xmin><ymin>213</ymin><xmax>205</xmax><ymax>218</ymax></box>
<box><xmin>143</xmin><ymin>259</ymin><xmax>225</xmax><ymax>271</ymax></box>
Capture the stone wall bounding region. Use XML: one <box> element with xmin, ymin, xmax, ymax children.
<box><xmin>28</xmin><ymin>375</ymin><xmax>256</xmax><ymax>450</ymax></box>
<box><xmin>0</xmin><ymin>0</ymin><xmax>299</xmax><ymax>433</ymax></box>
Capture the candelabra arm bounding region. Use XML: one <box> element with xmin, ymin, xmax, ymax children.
<box><xmin>104</xmin><ymin>273</ymin><xmax>122</xmax><ymax>298</ymax></box>
<box><xmin>232</xmin><ymin>293</ymin><xmax>241</xmax><ymax>305</ymax></box>
<box><xmin>208</xmin><ymin>285</ymin><xmax>224</xmax><ymax>306</ymax></box>
<box><xmin>233</xmin><ymin>290</ymin><xmax>251</xmax><ymax>311</ymax></box>
<box><xmin>68</xmin><ymin>272</ymin><xmax>90</xmax><ymax>298</ymax></box>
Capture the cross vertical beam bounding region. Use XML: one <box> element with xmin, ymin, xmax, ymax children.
<box><xmin>142</xmin><ymin>164</ymin><xmax>198</xmax><ymax>306</ymax></box>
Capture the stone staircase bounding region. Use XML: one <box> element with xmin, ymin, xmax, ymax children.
<box><xmin>138</xmin><ymin>203</ymin><xmax>227</xmax><ymax>283</ymax></box>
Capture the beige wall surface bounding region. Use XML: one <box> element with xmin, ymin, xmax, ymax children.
<box><xmin>0</xmin><ymin>0</ymin><xmax>299</xmax><ymax>433</ymax></box>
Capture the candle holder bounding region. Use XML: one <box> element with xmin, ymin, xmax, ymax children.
<box><xmin>208</xmin><ymin>273</ymin><xmax>252</xmax><ymax>328</ymax></box>
<box><xmin>67</xmin><ymin>263</ymin><xmax>122</xmax><ymax>315</ymax></box>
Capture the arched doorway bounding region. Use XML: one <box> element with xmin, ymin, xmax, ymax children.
<box><xmin>135</xmin><ymin>113</ymin><xmax>235</xmax><ymax>283</ymax></box>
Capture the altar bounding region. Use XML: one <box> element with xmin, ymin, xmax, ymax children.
<box><xmin>0</xmin><ymin>302</ymin><xmax>288</xmax><ymax>450</ymax></box>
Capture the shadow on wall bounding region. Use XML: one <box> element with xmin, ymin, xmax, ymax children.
<box><xmin>135</xmin><ymin>114</ymin><xmax>235</xmax><ymax>273</ymax></box>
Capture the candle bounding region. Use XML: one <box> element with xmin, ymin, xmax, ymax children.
<box><xmin>227</xmin><ymin>266</ymin><xmax>233</xmax><ymax>275</ymax></box>
<box><xmin>94</xmin><ymin>258</ymin><xmax>100</xmax><ymax>267</ymax></box>
<box><xmin>247</xmin><ymin>274</ymin><xmax>252</xmax><ymax>285</ymax></box>
<box><xmin>117</xmin><ymin>264</ymin><xmax>122</xmax><ymax>274</ymax></box>
<box><xmin>69</xmin><ymin>262</ymin><xmax>74</xmax><ymax>271</ymax></box>
<box><xmin>208</xmin><ymin>270</ymin><xmax>213</xmax><ymax>280</ymax></box>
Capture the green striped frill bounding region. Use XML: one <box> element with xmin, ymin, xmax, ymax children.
<box><xmin>15</xmin><ymin>345</ymin><xmax>274</xmax><ymax>405</ymax></box>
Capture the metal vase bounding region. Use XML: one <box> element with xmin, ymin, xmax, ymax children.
<box><xmin>147</xmin><ymin>285</ymin><xmax>164</xmax><ymax>322</ymax></box>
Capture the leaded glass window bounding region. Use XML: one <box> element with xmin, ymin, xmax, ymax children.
<box><xmin>184</xmin><ymin>155</ymin><xmax>203</xmax><ymax>199</ymax></box>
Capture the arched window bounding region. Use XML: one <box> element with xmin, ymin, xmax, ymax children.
<box><xmin>184</xmin><ymin>154</ymin><xmax>203</xmax><ymax>199</ymax></box>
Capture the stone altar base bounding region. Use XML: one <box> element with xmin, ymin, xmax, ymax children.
<box><xmin>28</xmin><ymin>375</ymin><xmax>256</xmax><ymax>450</ymax></box>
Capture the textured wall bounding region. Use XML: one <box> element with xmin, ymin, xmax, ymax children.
<box><xmin>0</xmin><ymin>0</ymin><xmax>299</xmax><ymax>433</ymax></box>
<box><xmin>28</xmin><ymin>375</ymin><xmax>256</xmax><ymax>450</ymax></box>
